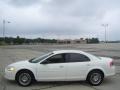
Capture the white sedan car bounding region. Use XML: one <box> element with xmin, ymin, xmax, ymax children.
<box><xmin>5</xmin><ymin>50</ymin><xmax>115</xmax><ymax>86</ymax></box>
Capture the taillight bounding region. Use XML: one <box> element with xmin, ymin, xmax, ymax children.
<box><xmin>109</xmin><ymin>61</ymin><xmax>114</xmax><ymax>67</ymax></box>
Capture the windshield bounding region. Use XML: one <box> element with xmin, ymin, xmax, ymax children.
<box><xmin>29</xmin><ymin>52</ymin><xmax>53</xmax><ymax>63</ymax></box>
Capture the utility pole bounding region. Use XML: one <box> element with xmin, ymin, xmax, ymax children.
<box><xmin>3</xmin><ymin>20</ymin><xmax>5</xmax><ymax>41</ymax></box>
<box><xmin>102</xmin><ymin>24</ymin><xmax>108</xmax><ymax>43</ymax></box>
<box><xmin>3</xmin><ymin>20</ymin><xmax>10</xmax><ymax>42</ymax></box>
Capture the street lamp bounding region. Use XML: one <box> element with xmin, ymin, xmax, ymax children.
<box><xmin>3</xmin><ymin>20</ymin><xmax>11</xmax><ymax>42</ymax></box>
<box><xmin>102</xmin><ymin>24</ymin><xmax>108</xmax><ymax>43</ymax></box>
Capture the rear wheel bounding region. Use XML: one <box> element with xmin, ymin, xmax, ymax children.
<box><xmin>87</xmin><ymin>70</ymin><xmax>104</xmax><ymax>86</ymax></box>
<box><xmin>16</xmin><ymin>70</ymin><xmax>34</xmax><ymax>86</ymax></box>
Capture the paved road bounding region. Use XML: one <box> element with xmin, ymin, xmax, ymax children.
<box><xmin>0</xmin><ymin>43</ymin><xmax>120</xmax><ymax>90</ymax></box>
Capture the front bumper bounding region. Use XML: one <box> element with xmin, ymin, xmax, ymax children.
<box><xmin>4</xmin><ymin>68</ymin><xmax>16</xmax><ymax>80</ymax></box>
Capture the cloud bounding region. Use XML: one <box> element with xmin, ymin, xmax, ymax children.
<box><xmin>0</xmin><ymin>0</ymin><xmax>120</xmax><ymax>40</ymax></box>
<box><xmin>5</xmin><ymin>0</ymin><xmax>39</xmax><ymax>7</ymax></box>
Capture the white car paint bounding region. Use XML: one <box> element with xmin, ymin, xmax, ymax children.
<box><xmin>4</xmin><ymin>50</ymin><xmax>115</xmax><ymax>83</ymax></box>
<box><xmin>37</xmin><ymin>62</ymin><xmax>67</xmax><ymax>81</ymax></box>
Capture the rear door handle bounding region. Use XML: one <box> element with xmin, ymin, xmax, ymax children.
<box><xmin>59</xmin><ymin>66</ymin><xmax>64</xmax><ymax>68</ymax></box>
<box><xmin>86</xmin><ymin>64</ymin><xmax>90</xmax><ymax>66</ymax></box>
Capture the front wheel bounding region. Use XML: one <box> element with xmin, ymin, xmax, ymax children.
<box><xmin>16</xmin><ymin>71</ymin><xmax>33</xmax><ymax>86</ymax></box>
<box><xmin>87</xmin><ymin>70</ymin><xmax>104</xmax><ymax>86</ymax></box>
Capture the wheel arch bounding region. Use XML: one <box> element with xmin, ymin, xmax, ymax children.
<box><xmin>15</xmin><ymin>69</ymin><xmax>36</xmax><ymax>81</ymax></box>
<box><xmin>86</xmin><ymin>68</ymin><xmax>105</xmax><ymax>80</ymax></box>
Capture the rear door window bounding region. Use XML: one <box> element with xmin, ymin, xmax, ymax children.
<box><xmin>65</xmin><ymin>53</ymin><xmax>90</xmax><ymax>62</ymax></box>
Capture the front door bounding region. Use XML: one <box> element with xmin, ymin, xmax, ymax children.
<box><xmin>37</xmin><ymin>53</ymin><xmax>67</xmax><ymax>81</ymax></box>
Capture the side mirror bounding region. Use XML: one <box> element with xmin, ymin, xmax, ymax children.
<box><xmin>41</xmin><ymin>60</ymin><xmax>48</xmax><ymax>64</ymax></box>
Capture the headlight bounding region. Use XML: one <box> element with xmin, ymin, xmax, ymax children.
<box><xmin>7</xmin><ymin>66</ymin><xmax>15</xmax><ymax>71</ymax></box>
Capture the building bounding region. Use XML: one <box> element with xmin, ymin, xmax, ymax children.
<box><xmin>57</xmin><ymin>38</ymin><xmax>87</xmax><ymax>44</ymax></box>
<box><xmin>57</xmin><ymin>39</ymin><xmax>71</xmax><ymax>44</ymax></box>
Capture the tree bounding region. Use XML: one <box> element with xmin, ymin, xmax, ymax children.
<box><xmin>86</xmin><ymin>38</ymin><xmax>99</xmax><ymax>44</ymax></box>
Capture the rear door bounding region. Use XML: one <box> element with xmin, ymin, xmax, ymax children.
<box><xmin>65</xmin><ymin>53</ymin><xmax>91</xmax><ymax>80</ymax></box>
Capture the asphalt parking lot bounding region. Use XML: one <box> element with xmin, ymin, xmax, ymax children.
<box><xmin>0</xmin><ymin>43</ymin><xmax>120</xmax><ymax>90</ymax></box>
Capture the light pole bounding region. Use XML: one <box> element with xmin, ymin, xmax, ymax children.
<box><xmin>3</xmin><ymin>20</ymin><xmax>10</xmax><ymax>42</ymax></box>
<box><xmin>102</xmin><ymin>24</ymin><xmax>108</xmax><ymax>43</ymax></box>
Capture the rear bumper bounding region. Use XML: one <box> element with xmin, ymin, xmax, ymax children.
<box><xmin>105</xmin><ymin>66</ymin><xmax>116</xmax><ymax>77</ymax></box>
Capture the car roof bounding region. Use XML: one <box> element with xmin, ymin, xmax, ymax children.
<box><xmin>50</xmin><ymin>50</ymin><xmax>99</xmax><ymax>61</ymax></box>
<box><xmin>52</xmin><ymin>50</ymin><xmax>85</xmax><ymax>54</ymax></box>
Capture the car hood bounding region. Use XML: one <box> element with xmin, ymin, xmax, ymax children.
<box><xmin>8</xmin><ymin>60</ymin><xmax>30</xmax><ymax>67</ymax></box>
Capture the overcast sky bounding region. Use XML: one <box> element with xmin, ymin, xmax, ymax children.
<box><xmin>0</xmin><ymin>0</ymin><xmax>120</xmax><ymax>40</ymax></box>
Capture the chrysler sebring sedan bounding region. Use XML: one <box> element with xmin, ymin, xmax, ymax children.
<box><xmin>5</xmin><ymin>50</ymin><xmax>115</xmax><ymax>86</ymax></box>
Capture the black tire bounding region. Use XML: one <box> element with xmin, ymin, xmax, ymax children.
<box><xmin>87</xmin><ymin>70</ymin><xmax>104</xmax><ymax>86</ymax></box>
<box><xmin>16</xmin><ymin>70</ymin><xmax>34</xmax><ymax>86</ymax></box>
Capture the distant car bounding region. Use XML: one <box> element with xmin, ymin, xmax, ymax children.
<box><xmin>5</xmin><ymin>50</ymin><xmax>115</xmax><ymax>86</ymax></box>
